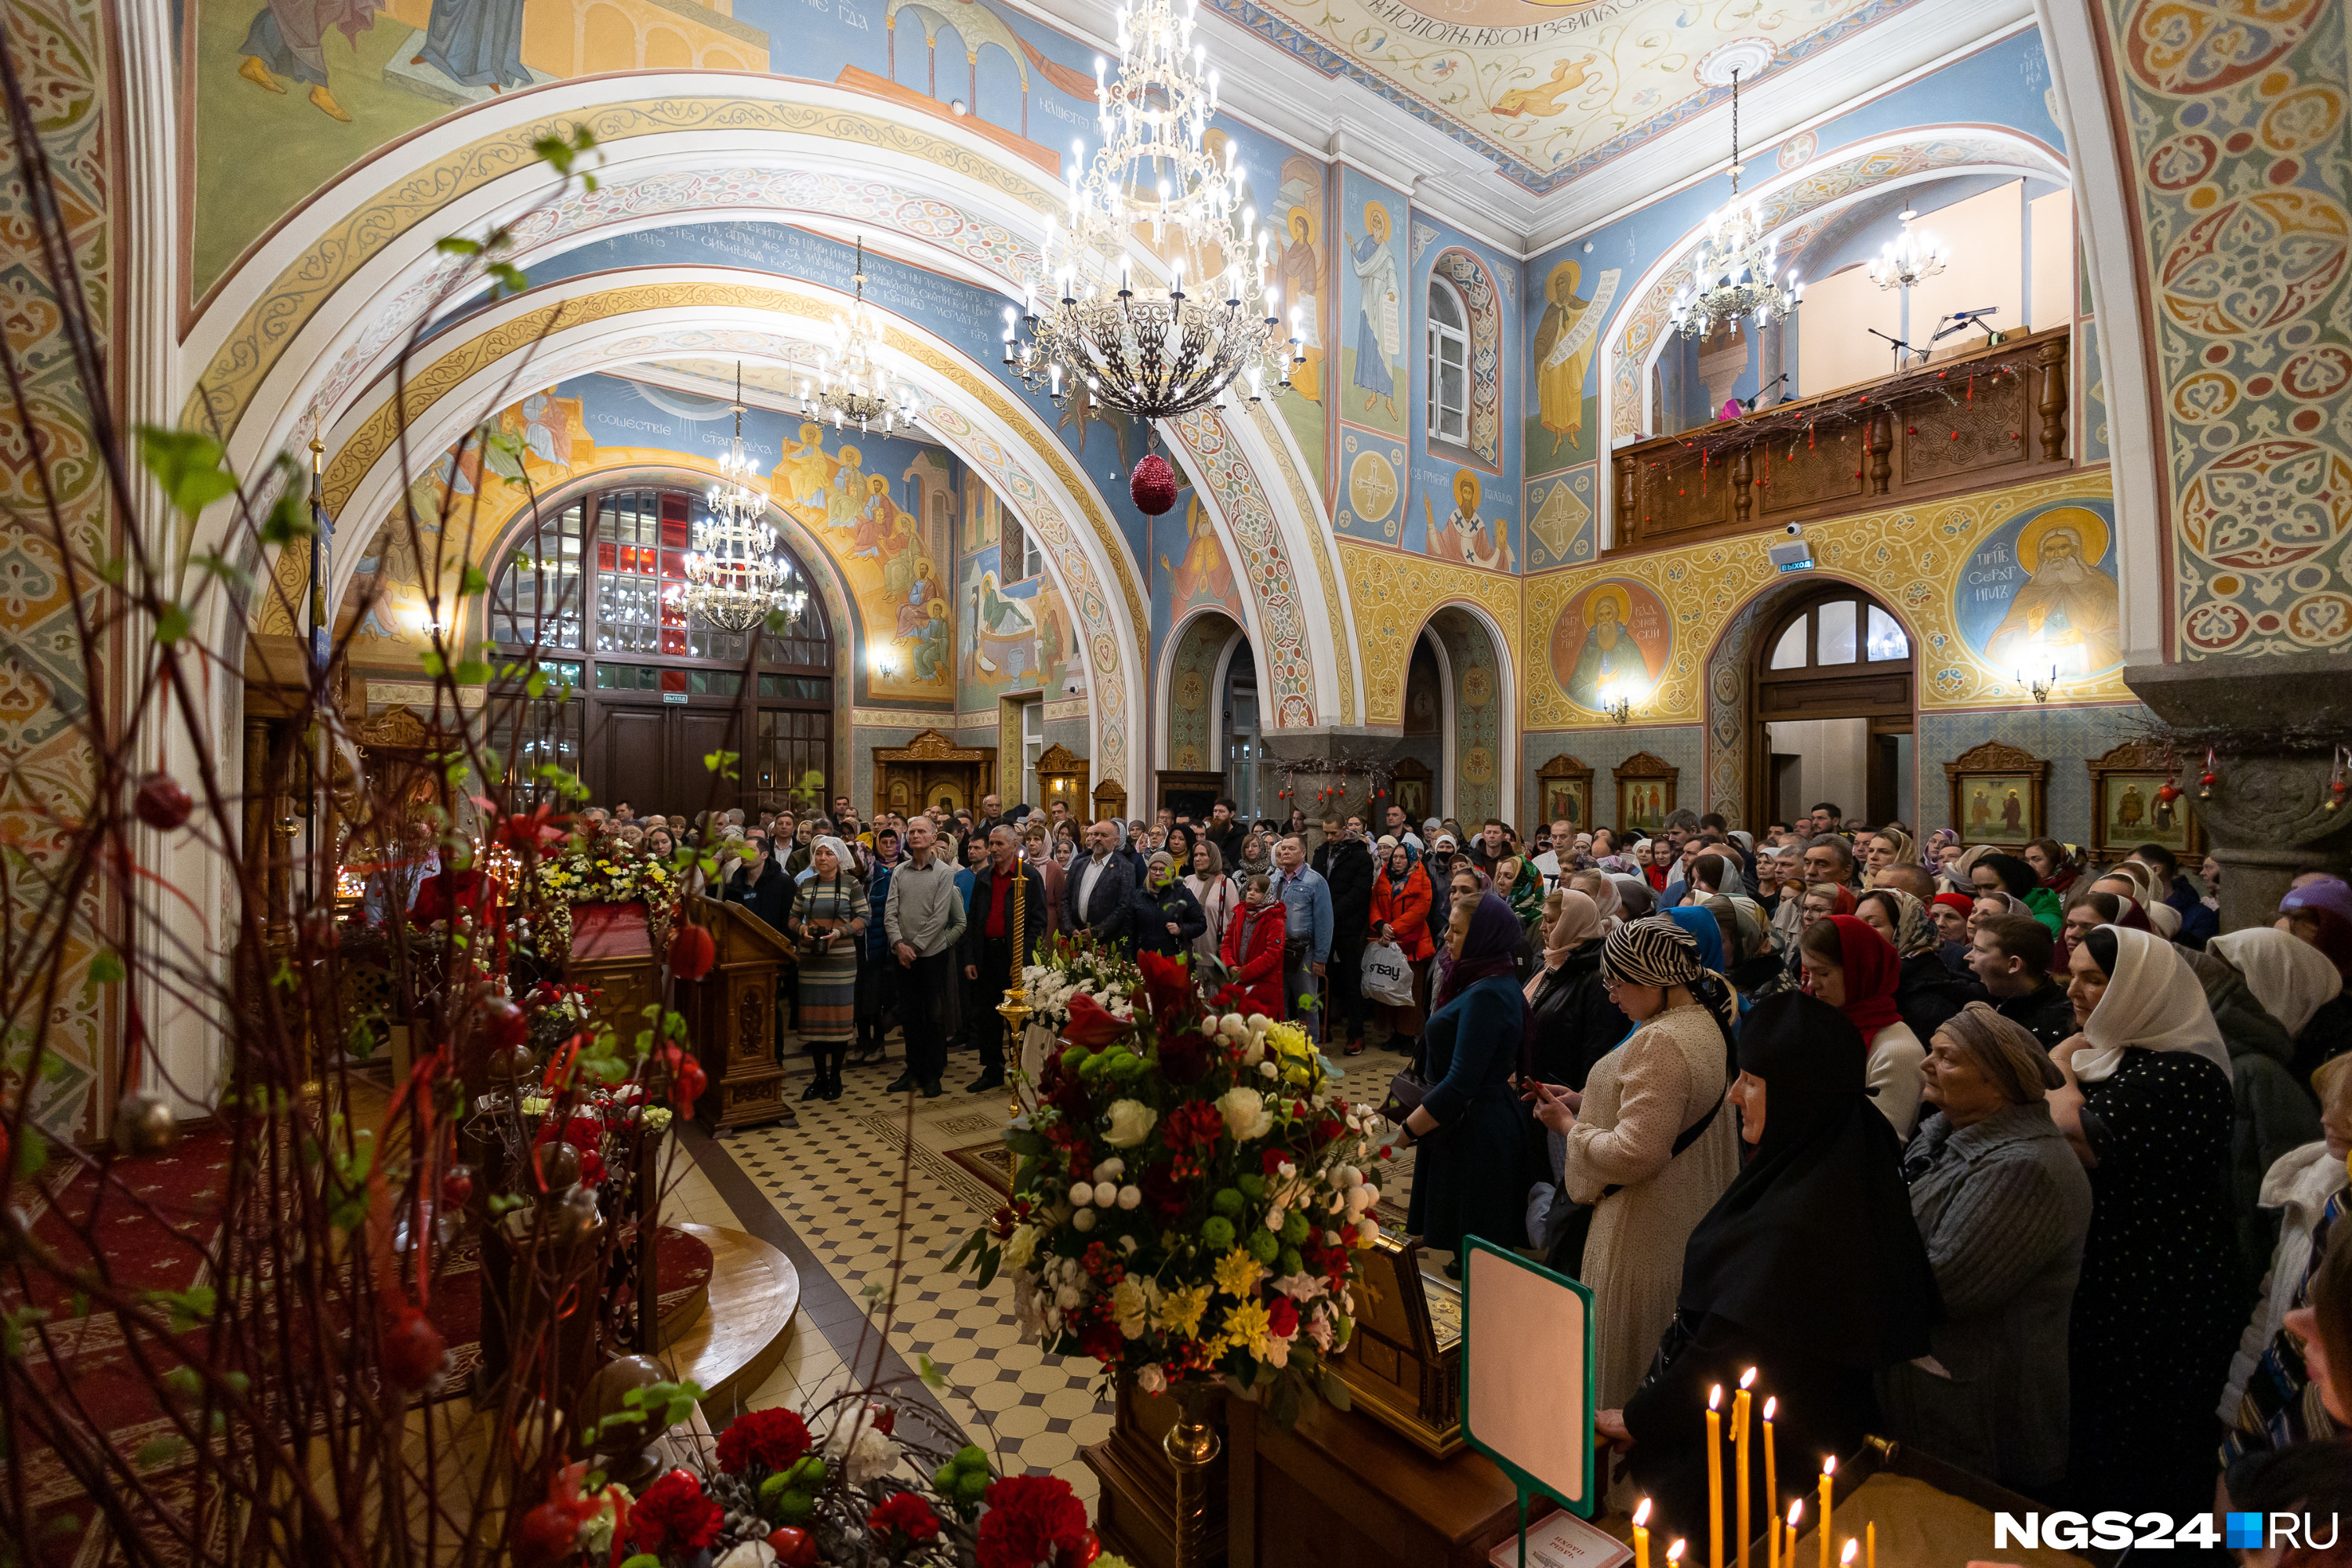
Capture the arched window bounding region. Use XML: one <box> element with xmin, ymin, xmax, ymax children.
<box><xmin>1755</xmin><ymin>585</ymin><xmax>1914</xmax><ymax>826</ymax></box>
<box><xmin>485</xmin><ymin>481</ymin><xmax>834</xmax><ymax>815</ymax></box>
<box><xmin>1427</xmin><ymin>277</ymin><xmax>1470</xmax><ymax>447</ymax></box>
<box><xmin>1428</xmin><ymin>249</ymin><xmax>1502</xmax><ymax>466</ymax></box>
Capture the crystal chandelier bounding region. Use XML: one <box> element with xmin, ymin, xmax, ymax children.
<box><xmin>1668</xmin><ymin>67</ymin><xmax>1802</xmax><ymax>340</ymax></box>
<box><xmin>798</xmin><ymin>239</ymin><xmax>920</xmax><ymax>435</ymax></box>
<box><xmin>1869</xmin><ymin>209</ymin><xmax>1949</xmax><ymax>292</ymax></box>
<box><xmin>683</xmin><ymin>368</ymin><xmax>796</xmax><ymax>633</ymax></box>
<box><xmin>1002</xmin><ymin>0</ymin><xmax>1300</xmax><ymax>423</ymax></box>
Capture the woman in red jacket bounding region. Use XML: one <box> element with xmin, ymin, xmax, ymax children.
<box><xmin>1221</xmin><ymin>872</ymin><xmax>1290</xmax><ymax>1018</ymax></box>
<box><xmin>1369</xmin><ymin>840</ymin><xmax>1436</xmax><ymax>1055</ymax></box>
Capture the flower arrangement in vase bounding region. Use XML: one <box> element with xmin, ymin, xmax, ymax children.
<box><xmin>1018</xmin><ymin>932</ymin><xmax>1142</xmax><ymax>1036</ymax></box>
<box><xmin>954</xmin><ymin>950</ymin><xmax>1390</xmax><ymax>1422</ymax></box>
<box><xmin>529</xmin><ymin>829</ymin><xmax>685</xmax><ymax>960</ymax></box>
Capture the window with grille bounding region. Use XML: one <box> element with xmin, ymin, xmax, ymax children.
<box><xmin>1427</xmin><ymin>279</ymin><xmax>1470</xmax><ymax>446</ymax></box>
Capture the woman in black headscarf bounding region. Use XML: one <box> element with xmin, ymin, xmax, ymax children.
<box><xmin>1600</xmin><ymin>991</ymin><xmax>1941</xmax><ymax>1543</ymax></box>
<box><xmin>1970</xmin><ymin>851</ymin><xmax>2063</xmax><ymax>936</ymax></box>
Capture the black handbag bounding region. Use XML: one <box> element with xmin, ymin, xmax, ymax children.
<box><xmin>1544</xmin><ymin>1092</ymin><xmax>1726</xmax><ymax>1279</ymax></box>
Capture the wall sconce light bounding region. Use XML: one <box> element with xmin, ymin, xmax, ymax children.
<box><xmin>1598</xmin><ymin>678</ymin><xmax>1640</xmax><ymax>726</ymax></box>
<box><xmin>2016</xmin><ymin>665</ymin><xmax>2059</xmax><ymax>704</ymax></box>
<box><xmin>870</xmin><ymin>644</ymin><xmax>900</xmax><ymax>680</ymax></box>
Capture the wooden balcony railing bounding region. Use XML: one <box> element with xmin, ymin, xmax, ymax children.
<box><xmin>1608</xmin><ymin>325</ymin><xmax>2071</xmax><ymax>556</ymax></box>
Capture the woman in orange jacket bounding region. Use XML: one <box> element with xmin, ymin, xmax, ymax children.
<box><xmin>1370</xmin><ymin>840</ymin><xmax>1437</xmax><ymax>1053</ymax></box>
<box><xmin>1220</xmin><ymin>872</ymin><xmax>1290</xmax><ymax>1018</ymax></box>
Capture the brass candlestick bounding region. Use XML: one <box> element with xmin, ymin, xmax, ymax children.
<box><xmin>996</xmin><ymin>863</ymin><xmax>1030</xmax><ymax>1117</ymax></box>
<box><xmin>1165</xmin><ymin>1378</ymin><xmax>1223</xmax><ymax>1568</ymax></box>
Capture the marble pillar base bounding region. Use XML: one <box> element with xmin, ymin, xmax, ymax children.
<box><xmin>2123</xmin><ymin>652</ymin><xmax>2352</xmax><ymax>931</ymax></box>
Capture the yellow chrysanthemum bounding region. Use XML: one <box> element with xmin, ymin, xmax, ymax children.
<box><xmin>1153</xmin><ymin>1283</ymin><xmax>1211</xmax><ymax>1339</ymax></box>
<box><xmin>1212</xmin><ymin>1248</ymin><xmax>1264</xmax><ymax>1299</ymax></box>
<box><xmin>1261</xmin><ymin>1022</ymin><xmax>1310</xmax><ymax>1060</ymax></box>
<box><xmin>1214</xmin><ymin>1298</ymin><xmax>1272</xmax><ymax>1359</ymax></box>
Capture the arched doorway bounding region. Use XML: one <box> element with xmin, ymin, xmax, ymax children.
<box><xmin>483</xmin><ymin>478</ymin><xmax>837</xmax><ymax>817</ymax></box>
<box><xmin>1752</xmin><ymin>584</ymin><xmax>1915</xmax><ymax>829</ymax></box>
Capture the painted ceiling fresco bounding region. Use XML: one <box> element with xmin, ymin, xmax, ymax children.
<box><xmin>1203</xmin><ymin>0</ymin><xmax>1924</xmax><ymax>193</ymax></box>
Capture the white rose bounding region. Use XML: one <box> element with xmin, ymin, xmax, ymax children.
<box><xmin>1138</xmin><ymin>1363</ymin><xmax>1168</xmax><ymax>1396</ymax></box>
<box><xmin>1216</xmin><ymin>1087</ymin><xmax>1273</xmax><ymax>1142</ymax></box>
<box><xmin>1003</xmin><ymin>1225</ymin><xmax>1040</xmax><ymax>1271</ymax></box>
<box><xmin>1102</xmin><ymin>1099</ymin><xmax>1159</xmax><ymax>1148</ymax></box>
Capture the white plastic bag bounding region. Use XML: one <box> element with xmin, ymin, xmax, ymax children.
<box><xmin>1359</xmin><ymin>939</ymin><xmax>1414</xmax><ymax>1008</ymax></box>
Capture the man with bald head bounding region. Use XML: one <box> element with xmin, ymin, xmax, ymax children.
<box><xmin>1065</xmin><ymin>819</ymin><xmax>1137</xmax><ymax>950</ymax></box>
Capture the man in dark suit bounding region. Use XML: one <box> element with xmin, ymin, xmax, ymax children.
<box><xmin>960</xmin><ymin>824</ymin><xmax>1047</xmax><ymax>1094</ymax></box>
<box><xmin>1065</xmin><ymin>819</ymin><xmax>1137</xmax><ymax>950</ymax></box>
<box><xmin>1314</xmin><ymin>816</ymin><xmax>1377</xmax><ymax>1054</ymax></box>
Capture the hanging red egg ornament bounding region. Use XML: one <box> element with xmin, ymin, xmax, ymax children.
<box><xmin>514</xmin><ymin>1503</ymin><xmax>584</xmax><ymax>1568</ymax></box>
<box><xmin>382</xmin><ymin>1306</ymin><xmax>447</xmax><ymax>1390</ymax></box>
<box><xmin>134</xmin><ymin>774</ymin><xmax>193</xmax><ymax>831</ymax></box>
<box><xmin>1130</xmin><ymin>453</ymin><xmax>1178</xmax><ymax>516</ymax></box>
<box><xmin>670</xmin><ymin>923</ymin><xmax>717</xmax><ymax>982</ymax></box>
<box><xmin>441</xmin><ymin>1165</ymin><xmax>474</xmax><ymax>1209</ymax></box>
<box><xmin>769</xmin><ymin>1527</ymin><xmax>821</xmax><ymax>1568</ymax></box>
<box><xmin>480</xmin><ymin>994</ymin><xmax>528</xmax><ymax>1051</ymax></box>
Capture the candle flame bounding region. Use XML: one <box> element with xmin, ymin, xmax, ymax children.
<box><xmin>1822</xmin><ymin>1456</ymin><xmax>1836</xmax><ymax>1477</ymax></box>
<box><xmin>1763</xmin><ymin>1397</ymin><xmax>1777</xmax><ymax>1420</ymax></box>
<box><xmin>1842</xmin><ymin>1542</ymin><xmax>1859</xmax><ymax>1566</ymax></box>
<box><xmin>1710</xmin><ymin>1385</ymin><xmax>1722</xmax><ymax>1410</ymax></box>
<box><xmin>1788</xmin><ymin>1501</ymin><xmax>1804</xmax><ymax>1526</ymax></box>
<box><xmin>1668</xmin><ymin>1543</ymin><xmax>1687</xmax><ymax>1564</ymax></box>
<box><xmin>1740</xmin><ymin>1367</ymin><xmax>1759</xmax><ymax>1389</ymax></box>
<box><xmin>1635</xmin><ymin>1501</ymin><xmax>1652</xmax><ymax>1527</ymax></box>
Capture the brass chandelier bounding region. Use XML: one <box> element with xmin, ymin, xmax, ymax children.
<box><xmin>799</xmin><ymin>239</ymin><xmax>921</xmax><ymax>435</ymax></box>
<box><xmin>683</xmin><ymin>368</ymin><xmax>799</xmax><ymax>633</ymax></box>
<box><xmin>1002</xmin><ymin>0</ymin><xmax>1301</xmax><ymax>422</ymax></box>
<box><xmin>1668</xmin><ymin>66</ymin><xmax>1804</xmax><ymax>340</ymax></box>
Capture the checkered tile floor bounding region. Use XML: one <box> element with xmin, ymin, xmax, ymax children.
<box><xmin>685</xmin><ymin>1019</ymin><xmax>1415</xmax><ymax>1500</ymax></box>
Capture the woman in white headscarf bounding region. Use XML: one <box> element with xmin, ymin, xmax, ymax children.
<box><xmin>2194</xmin><ymin>927</ymin><xmax>2337</xmax><ymax>1276</ymax></box>
<box><xmin>789</xmin><ymin>835</ymin><xmax>866</xmax><ymax>1102</ymax></box>
<box><xmin>2045</xmin><ymin>924</ymin><xmax>2238</xmax><ymax>1517</ymax></box>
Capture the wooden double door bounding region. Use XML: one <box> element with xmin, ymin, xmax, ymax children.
<box><xmin>588</xmin><ymin>699</ymin><xmax>745</xmax><ymax>819</ymax></box>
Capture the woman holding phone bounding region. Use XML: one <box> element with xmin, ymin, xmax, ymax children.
<box><xmin>789</xmin><ymin>835</ymin><xmax>866</xmax><ymax>1102</ymax></box>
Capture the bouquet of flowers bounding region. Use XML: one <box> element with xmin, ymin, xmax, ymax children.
<box><xmin>521</xmin><ymin>1392</ymin><xmax>1137</xmax><ymax>1568</ymax></box>
<box><xmin>956</xmin><ymin>950</ymin><xmax>1390</xmax><ymax>1422</ymax></box>
<box><xmin>1018</xmin><ymin>932</ymin><xmax>1142</xmax><ymax>1036</ymax></box>
<box><xmin>528</xmin><ymin>832</ymin><xmax>685</xmax><ymax>960</ymax></box>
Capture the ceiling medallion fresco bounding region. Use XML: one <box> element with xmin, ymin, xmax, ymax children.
<box><xmin>1202</xmin><ymin>0</ymin><xmax>1922</xmax><ymax>193</ymax></box>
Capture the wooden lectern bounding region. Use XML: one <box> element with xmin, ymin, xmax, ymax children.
<box><xmin>679</xmin><ymin>897</ymin><xmax>793</xmax><ymax>1133</ymax></box>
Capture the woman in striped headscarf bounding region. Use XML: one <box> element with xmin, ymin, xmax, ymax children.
<box><xmin>1527</xmin><ymin>916</ymin><xmax>1740</xmax><ymax>1417</ymax></box>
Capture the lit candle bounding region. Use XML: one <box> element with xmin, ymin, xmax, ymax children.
<box><xmin>1865</xmin><ymin>1525</ymin><xmax>1875</xmax><ymax>1568</ymax></box>
<box><xmin>1841</xmin><ymin>1541</ymin><xmax>1857</xmax><ymax>1568</ymax></box>
<box><xmin>1634</xmin><ymin>1500</ymin><xmax>1652</xmax><ymax>1568</ymax></box>
<box><xmin>1735</xmin><ymin>1370</ymin><xmax>1755</xmax><ymax>1568</ymax></box>
<box><xmin>1708</xmin><ymin>1386</ymin><xmax>1724</xmax><ymax>1568</ymax></box>
<box><xmin>1784</xmin><ymin>1501</ymin><xmax>1802</xmax><ymax>1568</ymax></box>
<box><xmin>1669</xmin><ymin>1542</ymin><xmax>1687</xmax><ymax>1568</ymax></box>
<box><xmin>1763</xmin><ymin>1399</ymin><xmax>1778</xmax><ymax>1568</ymax></box>
<box><xmin>1817</xmin><ymin>1458</ymin><xmax>1835</xmax><ymax>1568</ymax></box>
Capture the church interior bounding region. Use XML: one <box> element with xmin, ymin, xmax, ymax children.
<box><xmin>5</xmin><ymin>0</ymin><xmax>2350</xmax><ymax>1562</ymax></box>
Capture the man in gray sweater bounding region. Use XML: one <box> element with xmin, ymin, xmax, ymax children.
<box><xmin>884</xmin><ymin>816</ymin><xmax>967</xmax><ymax>1098</ymax></box>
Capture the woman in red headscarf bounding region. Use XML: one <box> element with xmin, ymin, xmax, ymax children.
<box><xmin>1798</xmin><ymin>913</ymin><xmax>1925</xmax><ymax>1139</ymax></box>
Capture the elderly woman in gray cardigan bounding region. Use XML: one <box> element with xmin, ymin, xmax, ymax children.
<box><xmin>1877</xmin><ymin>1003</ymin><xmax>2093</xmax><ymax>1494</ymax></box>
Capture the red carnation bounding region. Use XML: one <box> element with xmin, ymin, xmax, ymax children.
<box><xmin>1266</xmin><ymin>1297</ymin><xmax>1299</xmax><ymax>1338</ymax></box>
<box><xmin>868</xmin><ymin>1490</ymin><xmax>942</xmax><ymax>1544</ymax></box>
<box><xmin>977</xmin><ymin>1475</ymin><xmax>1093</xmax><ymax>1568</ymax></box>
<box><xmin>716</xmin><ymin>1407</ymin><xmax>813</xmax><ymax>1477</ymax></box>
<box><xmin>629</xmin><ymin>1469</ymin><xmax>721</xmax><ymax>1556</ymax></box>
<box><xmin>1078</xmin><ymin>1315</ymin><xmax>1126</xmax><ymax>1365</ymax></box>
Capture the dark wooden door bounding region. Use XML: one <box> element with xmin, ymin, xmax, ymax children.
<box><xmin>587</xmin><ymin>702</ymin><xmax>746</xmax><ymax>818</ymax></box>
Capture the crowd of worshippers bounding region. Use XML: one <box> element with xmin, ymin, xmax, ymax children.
<box><xmin>1376</xmin><ymin>801</ymin><xmax>2351</xmax><ymax>1546</ymax></box>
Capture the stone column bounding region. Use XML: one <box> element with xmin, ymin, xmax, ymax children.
<box><xmin>1264</xmin><ymin>728</ymin><xmax>1398</xmax><ymax>852</ymax></box>
<box><xmin>2124</xmin><ymin>652</ymin><xmax>2352</xmax><ymax>931</ymax></box>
